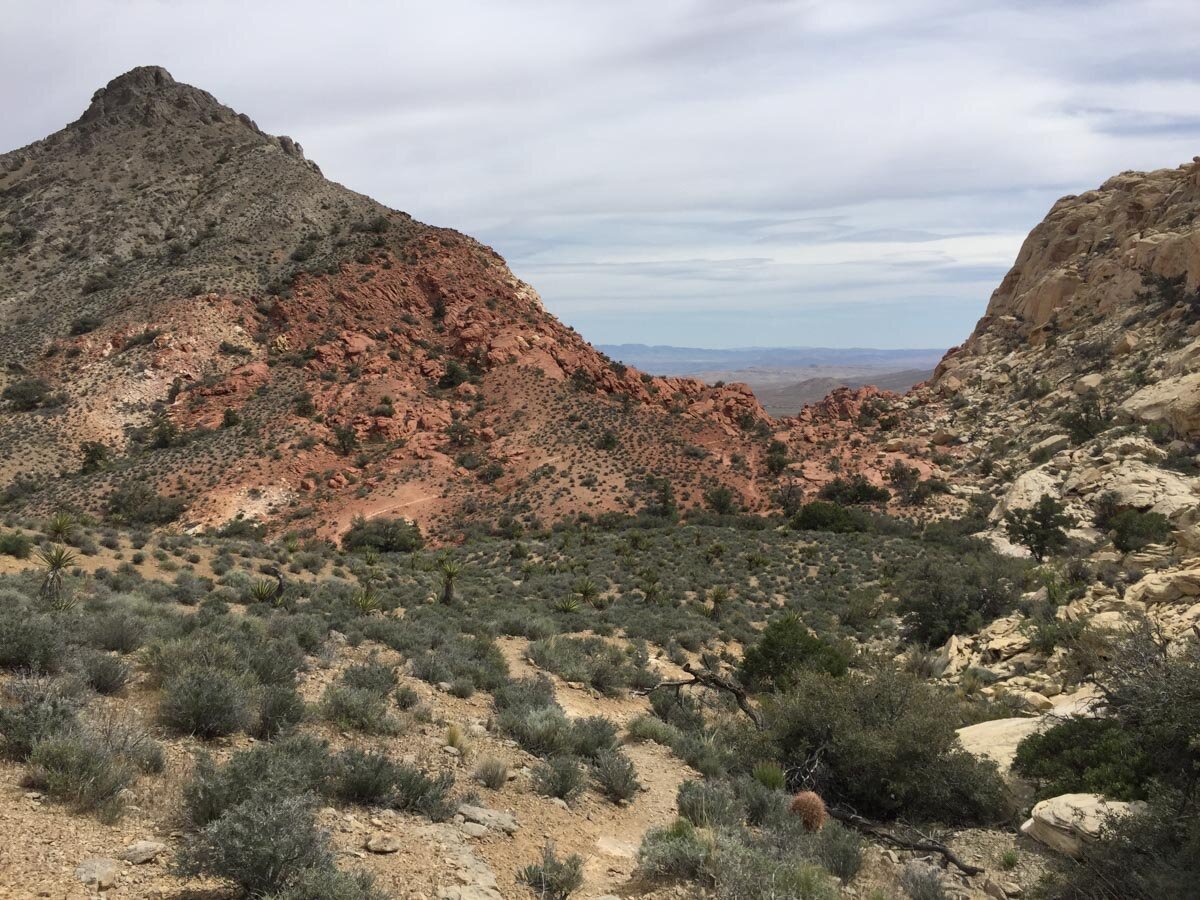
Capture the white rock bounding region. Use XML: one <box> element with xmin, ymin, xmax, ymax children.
<box><xmin>1020</xmin><ymin>793</ymin><xmax>1146</xmax><ymax>858</ymax></box>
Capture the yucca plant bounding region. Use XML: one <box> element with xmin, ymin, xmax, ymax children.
<box><xmin>45</xmin><ymin>512</ymin><xmax>77</xmax><ymax>542</ymax></box>
<box><xmin>436</xmin><ymin>556</ymin><xmax>462</xmax><ymax>605</ymax></box>
<box><xmin>361</xmin><ymin>547</ymin><xmax>380</xmax><ymax>567</ymax></box>
<box><xmin>281</xmin><ymin>534</ymin><xmax>300</xmax><ymax>554</ymax></box>
<box><xmin>572</xmin><ymin>577</ymin><xmax>601</xmax><ymax>608</ymax></box>
<box><xmin>247</xmin><ymin>579</ymin><xmax>279</xmax><ymax>604</ymax></box>
<box><xmin>752</xmin><ymin>761</ymin><xmax>787</xmax><ymax>791</ymax></box>
<box><xmin>37</xmin><ymin>544</ymin><xmax>78</xmax><ymax>609</ymax></box>
<box><xmin>351</xmin><ymin>586</ymin><xmax>381</xmax><ymax>615</ymax></box>
<box><xmin>552</xmin><ymin>596</ymin><xmax>580</xmax><ymax>614</ymax></box>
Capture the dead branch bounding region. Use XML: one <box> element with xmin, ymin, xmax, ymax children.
<box><xmin>828</xmin><ymin>807</ymin><xmax>984</xmax><ymax>876</ymax></box>
<box><xmin>637</xmin><ymin>663</ymin><xmax>765</xmax><ymax>729</ymax></box>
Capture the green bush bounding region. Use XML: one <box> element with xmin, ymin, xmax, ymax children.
<box><xmin>570</xmin><ymin>716</ymin><xmax>619</xmax><ymax>759</ymax></box>
<box><xmin>0</xmin><ymin>679</ymin><xmax>80</xmax><ymax>760</ymax></box>
<box><xmin>591</xmin><ymin>750</ymin><xmax>641</xmax><ymax>802</ymax></box>
<box><xmin>518</xmin><ymin>843</ymin><xmax>584</xmax><ymax>900</ymax></box>
<box><xmin>176</xmin><ymin>793</ymin><xmax>334</xmax><ymax>896</ymax></box>
<box><xmin>790</xmin><ymin>501</ymin><xmax>865</xmax><ymax>533</ymax></box>
<box><xmin>677</xmin><ymin>779</ymin><xmax>742</xmax><ymax>828</ymax></box>
<box><xmin>182</xmin><ymin>735</ymin><xmax>332</xmax><ymax>828</ymax></box>
<box><xmin>763</xmin><ymin>666</ymin><xmax>1008</xmax><ymax>823</ymax></box>
<box><xmin>160</xmin><ymin>667</ymin><xmax>252</xmax><ymax>738</ymax></box>
<box><xmin>252</xmin><ymin>684</ymin><xmax>306</xmax><ymax>739</ymax></box>
<box><xmin>625</xmin><ymin>714</ymin><xmax>680</xmax><ymax>745</ymax></box>
<box><xmin>330</xmin><ymin>748</ymin><xmax>400</xmax><ymax>805</ymax></box>
<box><xmin>1013</xmin><ymin>716</ymin><xmax>1152</xmax><ymax>801</ymax></box>
<box><xmin>1110</xmin><ymin>509</ymin><xmax>1172</xmax><ymax>552</ymax></box>
<box><xmin>895</xmin><ymin>551</ymin><xmax>1024</xmax><ymax>646</ymax></box>
<box><xmin>637</xmin><ymin>817</ymin><xmax>712</xmax><ymax>880</ymax></box>
<box><xmin>818</xmin><ymin>476</ymin><xmax>889</xmax><ymax>506</ymax></box>
<box><xmin>107</xmin><ymin>483</ymin><xmax>186</xmax><ymax>525</ymax></box>
<box><xmin>740</xmin><ymin>614</ymin><xmax>849</xmax><ymax>691</ymax></box>
<box><xmin>319</xmin><ymin>685</ymin><xmax>399</xmax><ymax>734</ymax></box>
<box><xmin>0</xmin><ymin>611</ymin><xmax>66</xmax><ymax>673</ymax></box>
<box><xmin>712</xmin><ymin>839</ymin><xmax>838</xmax><ymax>900</ymax></box>
<box><xmin>0</xmin><ymin>531</ymin><xmax>32</xmax><ymax>558</ymax></box>
<box><xmin>1004</xmin><ymin>494</ymin><xmax>1075</xmax><ymax>562</ymax></box>
<box><xmin>533</xmin><ymin>756</ymin><xmax>586</xmax><ymax>802</ymax></box>
<box><xmin>341</xmin><ymin>516</ymin><xmax>423</xmax><ymax>553</ymax></box>
<box><xmin>80</xmin><ymin>651</ymin><xmax>131</xmax><ymax>695</ymax></box>
<box><xmin>474</xmin><ymin>757</ymin><xmax>508</xmax><ymax>790</ymax></box>
<box><xmin>3</xmin><ymin>377</ymin><xmax>59</xmax><ymax>411</ymax></box>
<box><xmin>27</xmin><ymin>731</ymin><xmax>134</xmax><ymax>821</ymax></box>
<box><xmin>267</xmin><ymin>866</ymin><xmax>386</xmax><ymax>900</ymax></box>
<box><xmin>391</xmin><ymin>765</ymin><xmax>456</xmax><ymax>820</ymax></box>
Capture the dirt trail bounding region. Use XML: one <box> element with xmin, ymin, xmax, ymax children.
<box><xmin>489</xmin><ymin>638</ymin><xmax>694</xmax><ymax>898</ymax></box>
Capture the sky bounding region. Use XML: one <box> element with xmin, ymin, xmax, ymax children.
<box><xmin>3</xmin><ymin>1</ymin><xmax>1200</xmax><ymax>349</ymax></box>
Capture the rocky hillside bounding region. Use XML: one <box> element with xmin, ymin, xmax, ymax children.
<box><xmin>0</xmin><ymin>67</ymin><xmax>787</xmax><ymax>538</ymax></box>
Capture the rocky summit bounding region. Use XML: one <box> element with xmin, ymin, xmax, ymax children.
<box><xmin>0</xmin><ymin>67</ymin><xmax>1198</xmax><ymax>900</ymax></box>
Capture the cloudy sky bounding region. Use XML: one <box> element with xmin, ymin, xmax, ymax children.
<box><xmin>3</xmin><ymin>1</ymin><xmax>1200</xmax><ymax>349</ymax></box>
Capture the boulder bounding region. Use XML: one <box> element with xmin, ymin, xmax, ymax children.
<box><xmin>1064</xmin><ymin>459</ymin><xmax>1198</xmax><ymax>518</ymax></box>
<box><xmin>1030</xmin><ymin>434</ymin><xmax>1070</xmax><ymax>458</ymax></box>
<box><xmin>956</xmin><ymin>716</ymin><xmax>1046</xmax><ymax>772</ymax></box>
<box><xmin>1125</xmin><ymin>567</ymin><xmax>1200</xmax><ymax>604</ymax></box>
<box><xmin>1021</xmin><ymin>793</ymin><xmax>1146</xmax><ymax>858</ymax></box>
<box><xmin>1119</xmin><ymin>372</ymin><xmax>1200</xmax><ymax>437</ymax></box>
<box><xmin>990</xmin><ymin>468</ymin><xmax>1060</xmax><ymax>522</ymax></box>
<box><xmin>118</xmin><ymin>840</ymin><xmax>166</xmax><ymax>864</ymax></box>
<box><xmin>458</xmin><ymin>803</ymin><xmax>518</xmax><ymax>835</ymax></box>
<box><xmin>75</xmin><ymin>858</ymin><xmax>121</xmax><ymax>890</ymax></box>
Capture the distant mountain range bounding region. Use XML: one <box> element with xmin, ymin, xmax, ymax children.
<box><xmin>597</xmin><ymin>344</ymin><xmax>946</xmax><ymax>377</ymax></box>
<box><xmin>598</xmin><ymin>344</ymin><xmax>944</xmax><ymax>416</ymax></box>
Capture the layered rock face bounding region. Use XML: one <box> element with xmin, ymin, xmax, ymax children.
<box><xmin>0</xmin><ymin>67</ymin><xmax>783</xmax><ymax>536</ymax></box>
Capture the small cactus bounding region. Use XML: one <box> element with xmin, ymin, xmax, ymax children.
<box><xmin>789</xmin><ymin>790</ymin><xmax>827</xmax><ymax>832</ymax></box>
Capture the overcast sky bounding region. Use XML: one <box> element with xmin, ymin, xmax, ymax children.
<box><xmin>3</xmin><ymin>1</ymin><xmax>1200</xmax><ymax>349</ymax></box>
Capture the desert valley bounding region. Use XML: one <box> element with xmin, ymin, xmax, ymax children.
<box><xmin>0</xmin><ymin>41</ymin><xmax>1198</xmax><ymax>900</ymax></box>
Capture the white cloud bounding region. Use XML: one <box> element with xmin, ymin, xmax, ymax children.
<box><xmin>2</xmin><ymin>0</ymin><xmax>1199</xmax><ymax>347</ymax></box>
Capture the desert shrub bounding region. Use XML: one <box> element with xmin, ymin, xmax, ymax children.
<box><xmin>3</xmin><ymin>377</ymin><xmax>59</xmax><ymax>411</ymax></box>
<box><xmin>528</xmin><ymin>635</ymin><xmax>642</xmax><ymax>695</ymax></box>
<box><xmin>27</xmin><ymin>731</ymin><xmax>133</xmax><ymax>821</ymax></box>
<box><xmin>1109</xmin><ymin>509</ymin><xmax>1172</xmax><ymax>552</ymax></box>
<box><xmin>0</xmin><ymin>679</ymin><xmax>80</xmax><ymax>760</ymax></box>
<box><xmin>790</xmin><ymin>501</ymin><xmax>866</xmax><ymax>533</ymax></box>
<box><xmin>712</xmin><ymin>838</ymin><xmax>838</xmax><ymax>900</ymax></box>
<box><xmin>570</xmin><ymin>715</ymin><xmax>620</xmax><ymax>759</ymax></box>
<box><xmin>79</xmin><ymin>650</ymin><xmax>131</xmax><ymax>695</ymax></box>
<box><xmin>591</xmin><ymin>750</ymin><xmax>641</xmax><ymax>802</ymax></box>
<box><xmin>89</xmin><ymin>714</ymin><xmax>165</xmax><ymax>774</ymax></box>
<box><xmin>176</xmin><ymin>793</ymin><xmax>334</xmax><ymax>896</ymax></box>
<box><xmin>818</xmin><ymin>476</ymin><xmax>889</xmax><ymax>506</ymax></box>
<box><xmin>1061</xmin><ymin>396</ymin><xmax>1111</xmax><ymax>444</ymax></box>
<box><xmin>252</xmin><ymin>684</ymin><xmax>306</xmax><ymax>739</ymax></box>
<box><xmin>899</xmin><ymin>864</ymin><xmax>948</xmax><ymax>900</ymax></box>
<box><xmin>107</xmin><ymin>483</ymin><xmax>185</xmax><ymax>525</ymax></box>
<box><xmin>182</xmin><ymin>735</ymin><xmax>332</xmax><ymax>828</ymax></box>
<box><xmin>474</xmin><ymin>757</ymin><xmax>509</xmax><ymax>790</ymax></box>
<box><xmin>87</xmin><ymin>611</ymin><xmax>147</xmax><ymax>653</ymax></box>
<box><xmin>391</xmin><ymin>764</ymin><xmax>455</xmax><ymax>820</ymax></box>
<box><xmin>518</xmin><ymin>843</ymin><xmax>584</xmax><ymax>900</ymax></box>
<box><xmin>805</xmin><ymin>821</ymin><xmax>864</xmax><ymax>881</ymax></box>
<box><xmin>341</xmin><ymin>660</ymin><xmax>398</xmax><ymax>695</ymax></box>
<box><xmin>0</xmin><ymin>611</ymin><xmax>66</xmax><ymax>673</ymax></box>
<box><xmin>677</xmin><ymin>779</ymin><xmax>742</xmax><ymax>828</ymax></box>
<box><xmin>533</xmin><ymin>755</ymin><xmax>586</xmax><ymax>802</ymax></box>
<box><xmin>1004</xmin><ymin>494</ymin><xmax>1075</xmax><ymax>561</ymax></box>
<box><xmin>330</xmin><ymin>748</ymin><xmax>400</xmax><ymax>805</ymax></box>
<box><xmin>637</xmin><ymin>817</ymin><xmax>713</xmax><ymax>880</ymax></box>
<box><xmin>319</xmin><ymin>685</ymin><xmax>398</xmax><ymax>734</ymax></box>
<box><xmin>736</xmin><ymin>775</ymin><xmax>788</xmax><ymax>826</ymax></box>
<box><xmin>626</xmin><ymin>714</ymin><xmax>680</xmax><ymax>745</ymax></box>
<box><xmin>763</xmin><ymin>666</ymin><xmax>1008</xmax><ymax>823</ymax></box>
<box><xmin>267</xmin><ymin>866</ymin><xmax>386</xmax><ymax>900</ymax></box>
<box><xmin>740</xmin><ymin>613</ymin><xmax>849</xmax><ymax>691</ymax></box>
<box><xmin>895</xmin><ymin>551</ymin><xmax>1024</xmax><ymax>646</ymax></box>
<box><xmin>751</xmin><ymin>761</ymin><xmax>787</xmax><ymax>791</ymax></box>
<box><xmin>341</xmin><ymin>516</ymin><xmax>423</xmax><ymax>553</ymax></box>
<box><xmin>500</xmin><ymin>704</ymin><xmax>573</xmax><ymax>757</ymax></box>
<box><xmin>1013</xmin><ymin>716</ymin><xmax>1151</xmax><ymax>801</ymax></box>
<box><xmin>160</xmin><ymin>665</ymin><xmax>252</xmax><ymax>737</ymax></box>
<box><xmin>0</xmin><ymin>531</ymin><xmax>32</xmax><ymax>558</ymax></box>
